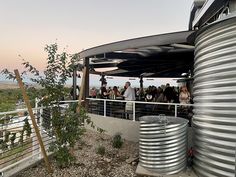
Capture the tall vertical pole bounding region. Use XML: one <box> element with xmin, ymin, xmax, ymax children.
<box><xmin>103</xmin><ymin>100</ymin><xmax>106</xmax><ymax>117</ymax></box>
<box><xmin>139</xmin><ymin>75</ymin><xmax>144</xmax><ymax>99</ymax></box>
<box><xmin>77</xmin><ymin>67</ymin><xmax>87</xmax><ymax>110</ymax></box>
<box><xmin>84</xmin><ymin>58</ymin><xmax>89</xmax><ymax>99</ymax></box>
<box><xmin>14</xmin><ymin>69</ymin><xmax>52</xmax><ymax>174</ymax></box>
<box><xmin>84</xmin><ymin>58</ymin><xmax>89</xmax><ymax>110</ymax></box>
<box><xmin>100</xmin><ymin>74</ymin><xmax>106</xmax><ymax>86</ymax></box>
<box><xmin>175</xmin><ymin>105</ymin><xmax>177</xmax><ymax>117</ymax></box>
<box><xmin>72</xmin><ymin>67</ymin><xmax>77</xmax><ymax>100</ymax></box>
<box><xmin>133</xmin><ymin>101</ymin><xmax>136</xmax><ymax>121</ymax></box>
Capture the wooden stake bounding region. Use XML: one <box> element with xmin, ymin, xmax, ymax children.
<box><xmin>77</xmin><ymin>67</ymin><xmax>86</xmax><ymax>112</ymax></box>
<box><xmin>14</xmin><ymin>69</ymin><xmax>53</xmax><ymax>174</ymax></box>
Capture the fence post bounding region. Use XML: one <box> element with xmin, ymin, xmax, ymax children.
<box><xmin>175</xmin><ymin>104</ymin><xmax>177</xmax><ymax>117</ymax></box>
<box><xmin>33</xmin><ymin>99</ymin><xmax>39</xmax><ymax>158</ymax></box>
<box><xmin>133</xmin><ymin>101</ymin><xmax>136</xmax><ymax>121</ymax></box>
<box><xmin>1</xmin><ymin>115</ymin><xmax>6</xmax><ymax>146</ymax></box>
<box><xmin>104</xmin><ymin>99</ymin><xmax>106</xmax><ymax>117</ymax></box>
<box><xmin>39</xmin><ymin>107</ymin><xmax>43</xmax><ymax>159</ymax></box>
<box><xmin>32</xmin><ymin>121</ymin><xmax>39</xmax><ymax>159</ymax></box>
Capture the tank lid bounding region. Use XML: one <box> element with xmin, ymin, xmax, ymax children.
<box><xmin>139</xmin><ymin>116</ymin><xmax>188</xmax><ymax>125</ymax></box>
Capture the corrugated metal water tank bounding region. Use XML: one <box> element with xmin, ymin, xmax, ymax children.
<box><xmin>139</xmin><ymin>116</ymin><xmax>188</xmax><ymax>175</ymax></box>
<box><xmin>193</xmin><ymin>16</ymin><xmax>236</xmax><ymax>177</ymax></box>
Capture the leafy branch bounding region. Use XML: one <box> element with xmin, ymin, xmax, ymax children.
<box><xmin>1</xmin><ymin>43</ymin><xmax>87</xmax><ymax>168</ymax></box>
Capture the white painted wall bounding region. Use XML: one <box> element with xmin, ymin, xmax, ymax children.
<box><xmin>85</xmin><ymin>113</ymin><xmax>140</xmax><ymax>142</ymax></box>
<box><xmin>86</xmin><ymin>114</ymin><xmax>193</xmax><ymax>148</ymax></box>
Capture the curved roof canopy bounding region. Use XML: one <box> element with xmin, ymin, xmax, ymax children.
<box><xmin>78</xmin><ymin>31</ymin><xmax>195</xmax><ymax>78</ymax></box>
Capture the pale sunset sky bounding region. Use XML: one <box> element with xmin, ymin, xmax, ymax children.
<box><xmin>0</xmin><ymin>0</ymin><xmax>193</xmax><ymax>86</ymax></box>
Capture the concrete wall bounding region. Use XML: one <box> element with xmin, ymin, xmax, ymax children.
<box><xmin>85</xmin><ymin>114</ymin><xmax>140</xmax><ymax>142</ymax></box>
<box><xmin>85</xmin><ymin>114</ymin><xmax>193</xmax><ymax>147</ymax></box>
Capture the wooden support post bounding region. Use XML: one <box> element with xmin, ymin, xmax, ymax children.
<box><xmin>77</xmin><ymin>67</ymin><xmax>87</xmax><ymax>112</ymax></box>
<box><xmin>72</xmin><ymin>68</ymin><xmax>77</xmax><ymax>100</ymax></box>
<box><xmin>14</xmin><ymin>69</ymin><xmax>53</xmax><ymax>174</ymax></box>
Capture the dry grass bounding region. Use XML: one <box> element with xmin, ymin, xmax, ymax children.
<box><xmin>0</xmin><ymin>83</ymin><xmax>19</xmax><ymax>90</ymax></box>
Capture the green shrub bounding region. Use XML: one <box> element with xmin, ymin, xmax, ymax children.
<box><xmin>52</xmin><ymin>146</ymin><xmax>75</xmax><ymax>168</ymax></box>
<box><xmin>112</xmin><ymin>134</ymin><xmax>123</xmax><ymax>149</ymax></box>
<box><xmin>1</xmin><ymin>43</ymin><xmax>88</xmax><ymax>168</ymax></box>
<box><xmin>96</xmin><ymin>145</ymin><xmax>105</xmax><ymax>156</ymax></box>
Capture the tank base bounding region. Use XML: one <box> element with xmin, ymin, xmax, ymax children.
<box><xmin>135</xmin><ymin>163</ymin><xmax>198</xmax><ymax>177</ymax></box>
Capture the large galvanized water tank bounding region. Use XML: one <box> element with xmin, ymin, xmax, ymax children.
<box><xmin>193</xmin><ymin>16</ymin><xmax>236</xmax><ymax>177</ymax></box>
<box><xmin>139</xmin><ymin>116</ymin><xmax>188</xmax><ymax>175</ymax></box>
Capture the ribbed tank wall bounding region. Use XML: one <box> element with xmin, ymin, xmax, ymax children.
<box><xmin>139</xmin><ymin>116</ymin><xmax>188</xmax><ymax>175</ymax></box>
<box><xmin>193</xmin><ymin>17</ymin><xmax>236</xmax><ymax>177</ymax></box>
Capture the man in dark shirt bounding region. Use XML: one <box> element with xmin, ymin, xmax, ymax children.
<box><xmin>164</xmin><ymin>83</ymin><xmax>174</xmax><ymax>103</ymax></box>
<box><xmin>100</xmin><ymin>82</ymin><xmax>109</xmax><ymax>99</ymax></box>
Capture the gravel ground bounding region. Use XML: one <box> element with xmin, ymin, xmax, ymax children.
<box><xmin>17</xmin><ymin>130</ymin><xmax>140</xmax><ymax>177</ymax></box>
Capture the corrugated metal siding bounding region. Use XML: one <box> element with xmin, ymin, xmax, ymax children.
<box><xmin>193</xmin><ymin>17</ymin><xmax>236</xmax><ymax>177</ymax></box>
<box><xmin>139</xmin><ymin>116</ymin><xmax>188</xmax><ymax>175</ymax></box>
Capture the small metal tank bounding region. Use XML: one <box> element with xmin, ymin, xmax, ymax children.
<box><xmin>139</xmin><ymin>116</ymin><xmax>189</xmax><ymax>175</ymax></box>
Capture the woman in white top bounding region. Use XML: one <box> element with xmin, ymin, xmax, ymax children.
<box><xmin>179</xmin><ymin>86</ymin><xmax>190</xmax><ymax>104</ymax></box>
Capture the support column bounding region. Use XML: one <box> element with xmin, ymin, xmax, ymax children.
<box><xmin>139</xmin><ymin>76</ymin><xmax>144</xmax><ymax>100</ymax></box>
<box><xmin>72</xmin><ymin>67</ymin><xmax>77</xmax><ymax>100</ymax></box>
<box><xmin>84</xmin><ymin>58</ymin><xmax>89</xmax><ymax>99</ymax></box>
<box><xmin>100</xmin><ymin>74</ymin><xmax>106</xmax><ymax>87</ymax></box>
<box><xmin>84</xmin><ymin>58</ymin><xmax>89</xmax><ymax>109</ymax></box>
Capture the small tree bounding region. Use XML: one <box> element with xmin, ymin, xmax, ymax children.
<box><xmin>1</xmin><ymin>43</ymin><xmax>88</xmax><ymax>167</ymax></box>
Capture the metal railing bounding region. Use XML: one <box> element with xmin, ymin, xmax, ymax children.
<box><xmin>86</xmin><ymin>98</ymin><xmax>193</xmax><ymax>123</ymax></box>
<box><xmin>0</xmin><ymin>100</ymin><xmax>79</xmax><ymax>177</ymax></box>
<box><xmin>0</xmin><ymin>106</ymin><xmax>54</xmax><ymax>177</ymax></box>
<box><xmin>0</xmin><ymin>98</ymin><xmax>194</xmax><ymax>176</ymax></box>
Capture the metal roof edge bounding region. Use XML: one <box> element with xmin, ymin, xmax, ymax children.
<box><xmin>78</xmin><ymin>31</ymin><xmax>195</xmax><ymax>59</ymax></box>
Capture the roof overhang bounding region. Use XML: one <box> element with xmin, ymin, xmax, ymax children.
<box><xmin>78</xmin><ymin>31</ymin><xmax>195</xmax><ymax>78</ymax></box>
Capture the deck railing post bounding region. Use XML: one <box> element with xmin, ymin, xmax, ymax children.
<box><xmin>133</xmin><ymin>101</ymin><xmax>136</xmax><ymax>121</ymax></box>
<box><xmin>175</xmin><ymin>104</ymin><xmax>177</xmax><ymax>117</ymax></box>
<box><xmin>32</xmin><ymin>120</ymin><xmax>38</xmax><ymax>158</ymax></box>
<box><xmin>104</xmin><ymin>99</ymin><xmax>106</xmax><ymax>117</ymax></box>
<box><xmin>38</xmin><ymin>107</ymin><xmax>43</xmax><ymax>159</ymax></box>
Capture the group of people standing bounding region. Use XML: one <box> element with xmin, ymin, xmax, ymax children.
<box><xmin>93</xmin><ymin>81</ymin><xmax>192</xmax><ymax>120</ymax></box>
<box><xmin>100</xmin><ymin>81</ymin><xmax>136</xmax><ymax>102</ymax></box>
<box><xmin>99</xmin><ymin>82</ymin><xmax>191</xmax><ymax>105</ymax></box>
<box><xmin>144</xmin><ymin>83</ymin><xmax>191</xmax><ymax>105</ymax></box>
<box><xmin>100</xmin><ymin>81</ymin><xmax>136</xmax><ymax>118</ymax></box>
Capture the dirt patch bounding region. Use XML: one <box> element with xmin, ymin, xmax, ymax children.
<box><xmin>17</xmin><ymin>129</ymin><xmax>140</xmax><ymax>177</ymax></box>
